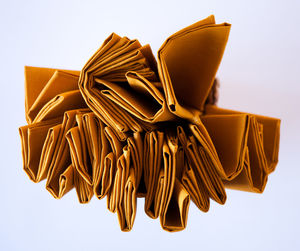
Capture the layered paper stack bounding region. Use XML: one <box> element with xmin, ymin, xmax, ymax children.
<box><xmin>19</xmin><ymin>15</ymin><xmax>280</xmax><ymax>232</ymax></box>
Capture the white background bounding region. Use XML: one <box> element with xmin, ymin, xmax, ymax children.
<box><xmin>1</xmin><ymin>0</ymin><xmax>299</xmax><ymax>250</ymax></box>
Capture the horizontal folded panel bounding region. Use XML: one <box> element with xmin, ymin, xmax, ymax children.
<box><xmin>84</xmin><ymin>87</ymin><xmax>142</xmax><ymax>140</ymax></box>
<box><xmin>33</xmin><ymin>90</ymin><xmax>87</xmax><ymax>123</ymax></box>
<box><xmin>28</xmin><ymin>70</ymin><xmax>79</xmax><ymax>122</ymax></box>
<box><xmin>24</xmin><ymin>66</ymin><xmax>80</xmax><ymax>123</ymax></box>
<box><xmin>96</xmin><ymin>73</ymin><xmax>174</xmax><ymax>123</ymax></box>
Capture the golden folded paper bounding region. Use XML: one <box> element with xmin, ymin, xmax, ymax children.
<box><xmin>19</xmin><ymin>15</ymin><xmax>280</xmax><ymax>232</ymax></box>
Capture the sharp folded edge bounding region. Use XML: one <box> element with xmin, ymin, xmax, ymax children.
<box><xmin>179</xmin><ymin>127</ymin><xmax>226</xmax><ymax>205</ymax></box>
<box><xmin>24</xmin><ymin>67</ymin><xmax>80</xmax><ymax>123</ymax></box>
<box><xmin>177</xmin><ymin>126</ymin><xmax>210</xmax><ymax>212</ymax></box>
<box><xmin>67</xmin><ymin>129</ymin><xmax>93</xmax><ymax>203</ymax></box>
<box><xmin>105</xmin><ymin>127</ymin><xmax>125</xmax><ymax>212</ymax></box>
<box><xmin>73</xmin><ymin>114</ymin><xmax>93</xmax><ymax>185</ymax></box>
<box><xmin>45</xmin><ymin>109</ymin><xmax>89</xmax><ymax>198</ymax></box>
<box><xmin>38</xmin><ymin>124</ymin><xmax>62</xmax><ymax>182</ymax></box>
<box><xmin>28</xmin><ymin>71</ymin><xmax>79</xmax><ymax>121</ymax></box>
<box><xmin>159</xmin><ymin>141</ymin><xmax>176</xmax><ymax>231</ymax></box>
<box><xmin>144</xmin><ymin>131</ymin><xmax>164</xmax><ymax>219</ymax></box>
<box><xmin>33</xmin><ymin>90</ymin><xmax>87</xmax><ymax>123</ymax></box>
<box><xmin>58</xmin><ymin>164</ymin><xmax>75</xmax><ymax>198</ymax></box>
<box><xmin>19</xmin><ymin>117</ymin><xmax>62</xmax><ymax>182</ymax></box>
<box><xmin>117</xmin><ymin>150</ymin><xmax>137</xmax><ymax>231</ymax></box>
<box><xmin>160</xmin><ymin>135</ymin><xmax>190</xmax><ymax>232</ymax></box>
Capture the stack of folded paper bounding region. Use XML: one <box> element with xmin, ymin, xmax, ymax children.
<box><xmin>19</xmin><ymin>15</ymin><xmax>280</xmax><ymax>232</ymax></box>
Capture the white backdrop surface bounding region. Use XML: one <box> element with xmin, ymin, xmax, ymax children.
<box><xmin>0</xmin><ymin>0</ymin><xmax>299</xmax><ymax>250</ymax></box>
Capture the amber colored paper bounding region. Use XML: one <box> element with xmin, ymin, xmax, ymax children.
<box><xmin>19</xmin><ymin>15</ymin><xmax>280</xmax><ymax>233</ymax></box>
<box><xmin>157</xmin><ymin>15</ymin><xmax>231</xmax><ymax>124</ymax></box>
<box><xmin>203</xmin><ymin>105</ymin><xmax>280</xmax><ymax>192</ymax></box>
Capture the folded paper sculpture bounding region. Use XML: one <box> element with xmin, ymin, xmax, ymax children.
<box><xmin>19</xmin><ymin>15</ymin><xmax>280</xmax><ymax>232</ymax></box>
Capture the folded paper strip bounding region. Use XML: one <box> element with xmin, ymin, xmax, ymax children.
<box><xmin>19</xmin><ymin>15</ymin><xmax>280</xmax><ymax>232</ymax></box>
